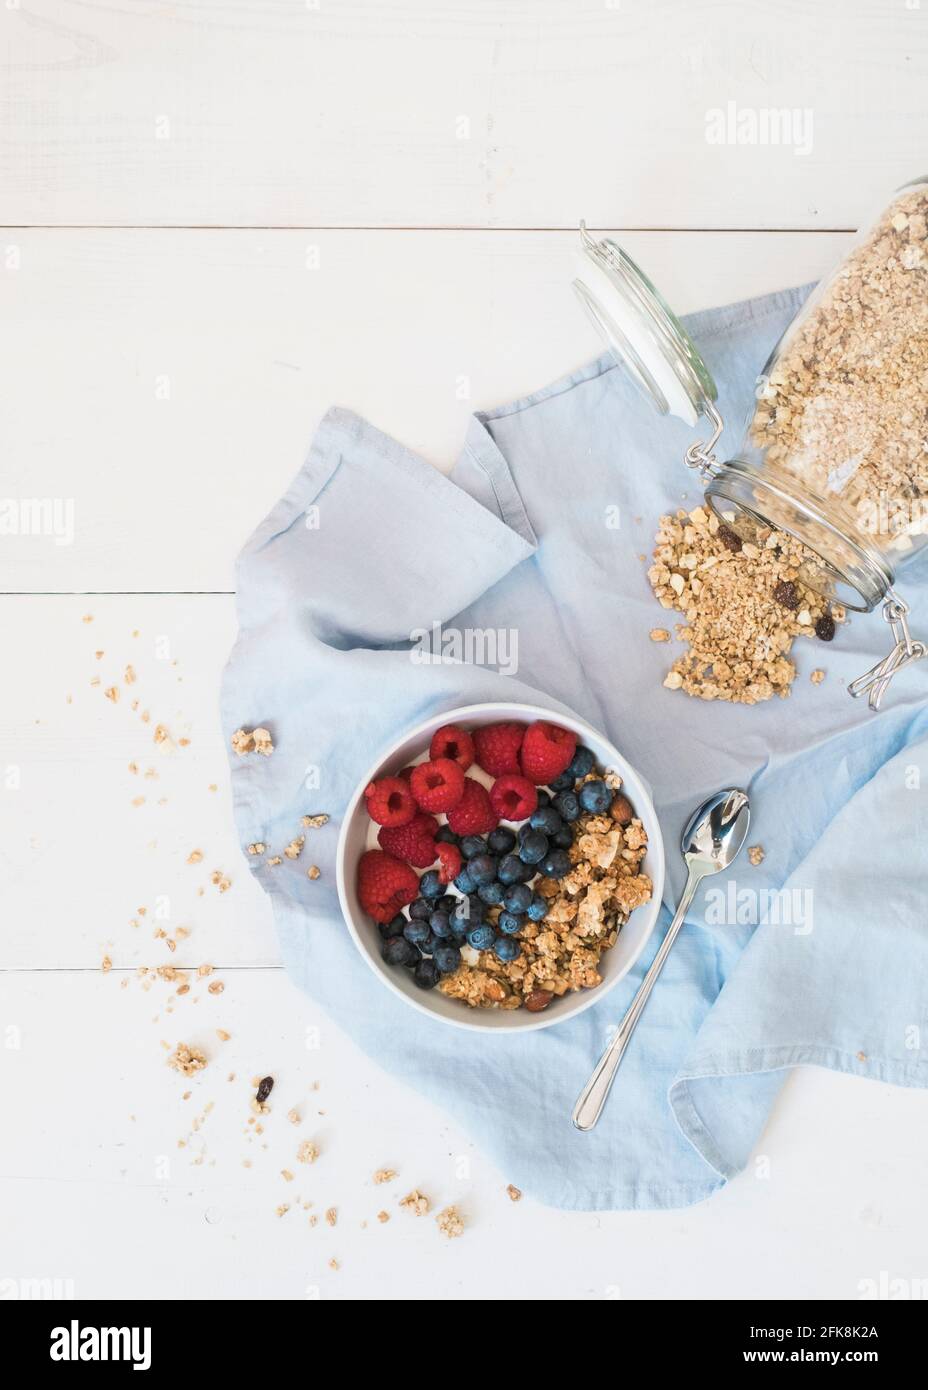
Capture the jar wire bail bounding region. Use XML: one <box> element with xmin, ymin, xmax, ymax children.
<box><xmin>847</xmin><ymin>593</ymin><xmax>927</xmax><ymax>712</ymax></box>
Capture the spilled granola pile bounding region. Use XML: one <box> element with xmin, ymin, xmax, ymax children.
<box><xmin>647</xmin><ymin>505</ymin><xmax>842</xmax><ymax>704</ymax></box>
<box><xmin>439</xmin><ymin>774</ymin><xmax>652</xmax><ymax>1011</ymax></box>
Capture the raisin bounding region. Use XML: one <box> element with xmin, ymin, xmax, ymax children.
<box><xmin>815</xmin><ymin>614</ymin><xmax>836</xmax><ymax>642</ymax></box>
<box><xmin>774</xmin><ymin>579</ymin><xmax>799</xmax><ymax>610</ymax></box>
<box><xmin>256</xmin><ymin>1075</ymin><xmax>274</xmax><ymax>1104</ymax></box>
<box><xmin>717</xmin><ymin>524</ymin><xmax>742</xmax><ymax>553</ymax></box>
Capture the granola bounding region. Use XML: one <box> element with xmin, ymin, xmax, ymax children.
<box><xmin>436</xmin><ymin>1206</ymin><xmax>465</xmax><ymax>1239</ymax></box>
<box><xmin>166</xmin><ymin>1042</ymin><xmax>207</xmax><ymax>1077</ymax></box>
<box><xmin>439</xmin><ymin>779</ymin><xmax>652</xmax><ymax>1013</ymax></box>
<box><xmin>750</xmin><ymin>185</ymin><xmax>928</xmax><ymax>555</ymax></box>
<box><xmin>648</xmin><ymin>506</ymin><xmax>842</xmax><ymax>703</ymax></box>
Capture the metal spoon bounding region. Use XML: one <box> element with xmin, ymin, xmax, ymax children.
<box><xmin>571</xmin><ymin>788</ymin><xmax>751</xmax><ymax>1132</ymax></box>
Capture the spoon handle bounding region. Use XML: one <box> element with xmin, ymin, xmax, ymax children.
<box><xmin>571</xmin><ymin>870</ymin><xmax>701</xmax><ymax>1132</ymax></box>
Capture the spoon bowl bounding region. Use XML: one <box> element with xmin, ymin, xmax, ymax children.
<box><xmin>682</xmin><ymin>787</ymin><xmax>750</xmax><ymax>876</ymax></box>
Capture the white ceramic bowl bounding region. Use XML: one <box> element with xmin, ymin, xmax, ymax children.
<box><xmin>336</xmin><ymin>702</ymin><xmax>665</xmax><ymax>1033</ymax></box>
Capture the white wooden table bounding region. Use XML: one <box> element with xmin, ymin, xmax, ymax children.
<box><xmin>2</xmin><ymin>0</ymin><xmax>928</xmax><ymax>1301</ymax></box>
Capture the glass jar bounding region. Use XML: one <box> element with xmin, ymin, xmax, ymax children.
<box><xmin>573</xmin><ymin>183</ymin><xmax>928</xmax><ymax>710</ymax></box>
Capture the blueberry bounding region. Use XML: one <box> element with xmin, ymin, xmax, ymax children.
<box><xmin>493</xmin><ymin>936</ymin><xmax>521</xmax><ymax>962</ymax></box>
<box><xmin>579</xmin><ymin>779</ymin><xmax>611</xmax><ymax>814</ymax></box>
<box><xmin>381</xmin><ymin>935</ymin><xmax>418</xmax><ymax>967</ymax></box>
<box><xmin>498</xmin><ymin>853</ymin><xmax>526</xmax><ymax>885</ymax></box>
<box><xmin>530</xmin><ymin>806</ymin><xmax>562</xmax><ymax>836</ymax></box>
<box><xmin>549</xmin><ymin>770</ymin><xmax>575</xmax><ymax>792</ymax></box>
<box><xmin>408</xmin><ymin>897</ymin><xmax>432</xmax><ymax>921</ymax></box>
<box><xmin>567</xmin><ymin>745</ymin><xmax>595</xmax><ymax>779</ymax></box>
<box><xmin>552</xmin><ymin>790</ymin><xmax>580</xmax><ymax>822</ymax></box>
<box><xmin>468</xmin><ymin>853</ymin><xmax>498</xmax><ymax>886</ymax></box>
<box><xmin>536</xmin><ymin>790</ymin><xmax>552</xmax><ymax>808</ymax></box>
<box><xmin>504</xmin><ymin>884</ymin><xmax>533</xmax><ymax>914</ymax></box>
<box><xmin>420</xmin><ymin>870</ymin><xmax>444</xmax><ymax>899</ymax></box>
<box><xmin>466</xmin><ymin>923</ymin><xmax>496</xmax><ymax>951</ymax></box>
<box><xmin>460</xmin><ymin>835</ymin><xmax>487</xmax><ymax>860</ymax></box>
<box><xmin>541</xmin><ymin>848</ymin><xmax>571</xmax><ymax>879</ymax></box>
<box><xmin>488</xmin><ymin>826</ymin><xmax>517</xmax><ymax>855</ymax></box>
<box><xmin>478</xmin><ymin>881</ymin><xmax>505</xmax><ymax>906</ymax></box>
<box><xmin>433</xmin><ymin>943</ymin><xmax>462</xmax><ymax>974</ymax></box>
<box><xmin>379</xmin><ymin>911</ymin><xmax>407</xmax><ymax>939</ymax></box>
<box><xmin>403</xmin><ymin>919</ymin><xmax>432</xmax><ymax>947</ymax></box>
<box><xmin>429</xmin><ymin>911</ymin><xmax>454</xmax><ymax>939</ymax></box>
<box><xmin>518</xmin><ymin>830</ymin><xmax>549</xmax><ymax>865</ymax></box>
<box><xmin>453</xmin><ymin>868</ymin><xmax>476</xmax><ymax>895</ymax></box>
<box><xmin>437</xmin><ymin>894</ymin><xmax>457</xmax><ymax>913</ymax></box>
<box><xmin>435</xmin><ymin>825</ymin><xmax>461</xmax><ymax>846</ymax></box>
<box><xmin>498</xmin><ymin>911</ymin><xmax>524</xmax><ymax>935</ymax></box>
<box><xmin>553</xmin><ymin>825</ymin><xmax>574</xmax><ymax>849</ymax></box>
<box><xmin>527</xmin><ymin>892</ymin><xmax>548</xmax><ymax>922</ymax></box>
<box><xmin>466</xmin><ymin>894</ymin><xmax>487</xmax><ymax>921</ymax></box>
<box><xmin>413</xmin><ymin>958</ymin><xmax>441</xmax><ymax>989</ymax></box>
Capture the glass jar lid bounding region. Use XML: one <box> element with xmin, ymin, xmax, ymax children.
<box><xmin>573</xmin><ymin>223</ymin><xmax>718</xmax><ymax>428</ymax></box>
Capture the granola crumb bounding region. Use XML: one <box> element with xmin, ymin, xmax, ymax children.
<box><xmin>297</xmin><ymin>1140</ymin><xmax>319</xmax><ymax>1165</ymax></box>
<box><xmin>506</xmin><ymin>1184</ymin><xmax>522</xmax><ymax>1203</ymax></box>
<box><xmin>810</xmin><ymin>668</ymin><xmax>826</xmax><ymax>685</ymax></box>
<box><xmin>153</xmin><ymin>723</ymin><xmax>172</xmax><ymax>748</ymax></box>
<box><xmin>649</xmin><ymin>628</ymin><xmax>671</xmax><ymax>643</ymax></box>
<box><xmin>399</xmin><ymin>1189</ymin><xmax>430</xmax><ymax>1216</ymax></box>
<box><xmin>283</xmin><ymin>835</ymin><xmax>305</xmax><ymax>860</ymax></box>
<box><xmin>377</xmin><ymin>1210</ymin><xmax>390</xmax><ymax>1224</ymax></box>
<box><xmin>307</xmin><ymin>865</ymin><xmax>321</xmax><ymax>880</ymax></box>
<box><xmin>230</xmin><ymin>728</ymin><xmax>254</xmax><ymax>755</ymax></box>
<box><xmin>82</xmin><ymin>614</ymin><xmax>93</xmax><ymax>624</ymax></box>
<box><xmin>216</xmin><ymin>1029</ymin><xmax>231</xmax><ymax>1042</ymax></box>
<box><xmin>281</xmin><ymin>1169</ymin><xmax>294</xmax><ymax>1183</ymax></box>
<box><xmin>166</xmin><ymin>1042</ymin><xmax>207</xmax><ymax>1077</ymax></box>
<box><xmin>325</xmin><ymin>1207</ymin><xmax>337</xmax><ymax>1227</ymax></box>
<box><xmin>252</xmin><ymin>727</ymin><xmax>274</xmax><ymax>756</ymax></box>
<box><xmin>246</xmin><ymin>842</ymin><xmax>266</xmax><ymax>856</ymax></box>
<box><xmin>287</xmin><ymin>1107</ymin><xmax>301</xmax><ymax>1125</ymax></box>
<box><xmin>748</xmin><ymin>844</ymin><xmax>765</xmax><ymax>867</ymax></box>
<box><xmin>101</xmin><ymin>955</ymin><xmax>112</xmax><ymax>973</ymax></box>
<box><xmin>328</xmin><ymin>1258</ymin><xmax>339</xmax><ymax>1271</ymax></box>
<box><xmin>373</xmin><ymin>1168</ymin><xmax>397</xmax><ymax>1185</ymax></box>
<box><xmin>275</xmin><ymin>1203</ymin><xmax>290</xmax><ymax>1218</ymax></box>
<box><xmin>301</xmin><ymin>813</ymin><xmax>329</xmax><ymax>829</ymax></box>
<box><xmin>207</xmin><ymin>980</ymin><xmax>224</xmax><ymax>995</ymax></box>
<box><xmin>436</xmin><ymin>1205</ymin><xmax>465</xmax><ymax>1239</ymax></box>
<box><xmin>104</xmin><ymin>686</ymin><xmax>119</xmax><ymax>703</ymax></box>
<box><xmin>187</xmin><ymin>849</ymin><xmax>203</xmax><ymax>864</ymax></box>
<box><xmin>266</xmin><ymin>855</ymin><xmax>282</xmax><ymax>867</ymax></box>
<box><xmin>124</xmin><ymin>664</ymin><xmax>136</xmax><ymax>685</ymax></box>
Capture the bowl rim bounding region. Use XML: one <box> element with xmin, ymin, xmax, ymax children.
<box><xmin>335</xmin><ymin>701</ymin><xmax>665</xmax><ymax>1034</ymax></box>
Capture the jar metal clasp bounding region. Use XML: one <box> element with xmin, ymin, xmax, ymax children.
<box><xmin>847</xmin><ymin>593</ymin><xmax>928</xmax><ymax>712</ymax></box>
<box><xmin>683</xmin><ymin>400</ymin><xmax>724</xmax><ymax>482</ymax></box>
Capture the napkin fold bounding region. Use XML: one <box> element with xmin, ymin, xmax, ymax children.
<box><xmin>222</xmin><ymin>286</ymin><xmax>928</xmax><ymax>1209</ymax></box>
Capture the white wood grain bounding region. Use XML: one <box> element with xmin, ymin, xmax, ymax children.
<box><xmin>2</xmin><ymin>228</ymin><xmax>850</xmax><ymax>592</ymax></box>
<box><xmin>0</xmin><ymin>595</ymin><xmax>280</xmax><ymax>969</ymax></box>
<box><xmin>1</xmin><ymin>1</ymin><xmax>926</xmax><ymax>229</ymax></box>
<box><xmin>1</xmin><ymin>967</ymin><xmax>927</xmax><ymax>1298</ymax></box>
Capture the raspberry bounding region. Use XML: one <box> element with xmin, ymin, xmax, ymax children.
<box><xmin>519</xmin><ymin>720</ymin><xmax>577</xmax><ymax>785</ymax></box>
<box><xmin>410</xmin><ymin>757</ymin><xmax>465</xmax><ymax>813</ymax></box>
<box><xmin>489</xmin><ymin>774</ymin><xmax>538</xmax><ymax>822</ymax></box>
<box><xmin>429</xmin><ymin>723</ymin><xmax>475</xmax><ymax>772</ymax></box>
<box><xmin>357</xmin><ymin>850</ymin><xmax>419</xmax><ymax>923</ymax></box>
<box><xmin>396</xmin><ymin>765</ymin><xmax>415</xmax><ymax>782</ymax></box>
<box><xmin>378</xmin><ymin>811</ymin><xmax>439</xmax><ymax>868</ymax></box>
<box><xmin>446</xmin><ymin>777</ymin><xmax>498</xmax><ymax>835</ymax></box>
<box><xmin>436</xmin><ymin>842</ymin><xmax>463</xmax><ymax>884</ymax></box>
<box><xmin>473</xmin><ymin>722</ymin><xmax>525</xmax><ymax>777</ymax></box>
<box><xmin>364</xmin><ymin>775</ymin><xmax>417</xmax><ymax>827</ymax></box>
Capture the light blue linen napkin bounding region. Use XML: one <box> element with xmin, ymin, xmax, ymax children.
<box><xmin>221</xmin><ymin>285</ymin><xmax>928</xmax><ymax>1210</ymax></box>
